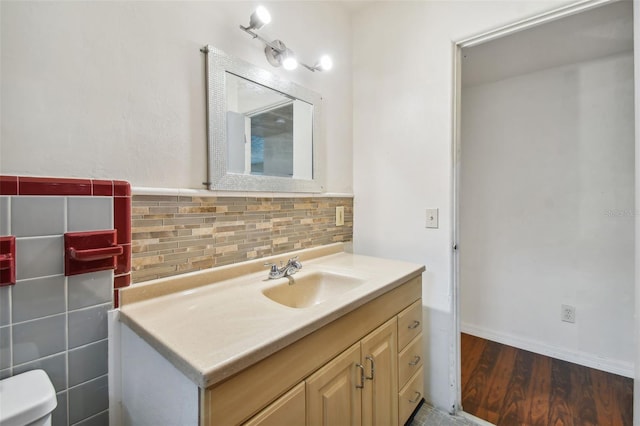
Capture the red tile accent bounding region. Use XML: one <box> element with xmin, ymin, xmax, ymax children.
<box><xmin>116</xmin><ymin>244</ymin><xmax>131</xmax><ymax>275</ymax></box>
<box><xmin>19</xmin><ymin>177</ymin><xmax>92</xmax><ymax>196</ymax></box>
<box><xmin>65</xmin><ymin>230</ymin><xmax>122</xmax><ymax>276</ymax></box>
<box><xmin>2</xmin><ymin>175</ymin><xmax>132</xmax><ymax>297</ymax></box>
<box><xmin>113</xmin><ymin>181</ymin><xmax>131</xmax><ymax>197</ymax></box>
<box><xmin>0</xmin><ymin>176</ymin><xmax>18</xmax><ymax>195</ymax></box>
<box><xmin>92</xmin><ymin>180</ymin><xmax>113</xmax><ymax>196</ymax></box>
<box><xmin>113</xmin><ymin>289</ymin><xmax>120</xmax><ymax>309</ymax></box>
<box><xmin>114</xmin><ymin>196</ymin><xmax>131</xmax><ymax>244</ymax></box>
<box><xmin>0</xmin><ymin>236</ymin><xmax>16</xmax><ymax>286</ymax></box>
<box><xmin>114</xmin><ymin>274</ymin><xmax>131</xmax><ymax>289</ymax></box>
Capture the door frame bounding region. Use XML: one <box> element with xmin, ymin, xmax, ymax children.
<box><xmin>450</xmin><ymin>0</ymin><xmax>619</xmax><ymax>417</ymax></box>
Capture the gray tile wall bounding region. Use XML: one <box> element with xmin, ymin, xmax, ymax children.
<box><xmin>0</xmin><ymin>195</ymin><xmax>113</xmax><ymax>426</ymax></box>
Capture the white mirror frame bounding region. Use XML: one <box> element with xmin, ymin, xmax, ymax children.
<box><xmin>202</xmin><ymin>45</ymin><xmax>324</xmax><ymax>193</ymax></box>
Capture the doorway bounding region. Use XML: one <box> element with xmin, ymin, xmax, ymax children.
<box><xmin>453</xmin><ymin>1</ymin><xmax>635</xmax><ymax>424</ymax></box>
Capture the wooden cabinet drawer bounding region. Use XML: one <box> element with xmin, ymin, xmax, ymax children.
<box><xmin>397</xmin><ymin>300</ymin><xmax>422</xmax><ymax>350</ymax></box>
<box><xmin>398</xmin><ymin>334</ymin><xmax>423</xmax><ymax>388</ymax></box>
<box><xmin>398</xmin><ymin>367</ymin><xmax>424</xmax><ymax>425</ymax></box>
<box><xmin>244</xmin><ymin>382</ymin><xmax>305</xmax><ymax>426</ymax></box>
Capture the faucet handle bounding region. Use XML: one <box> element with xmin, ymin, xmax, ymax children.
<box><xmin>264</xmin><ymin>262</ymin><xmax>278</xmax><ymax>273</ymax></box>
<box><xmin>288</xmin><ymin>256</ymin><xmax>299</xmax><ymax>263</ymax></box>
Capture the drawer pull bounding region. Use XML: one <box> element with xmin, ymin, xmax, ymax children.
<box><xmin>408</xmin><ymin>355</ymin><xmax>421</xmax><ymax>366</ymax></box>
<box><xmin>409</xmin><ymin>391</ymin><xmax>422</xmax><ymax>404</ymax></box>
<box><xmin>408</xmin><ymin>320</ymin><xmax>420</xmax><ymax>329</ymax></box>
<box><xmin>356</xmin><ymin>363</ymin><xmax>365</xmax><ymax>389</ymax></box>
<box><xmin>365</xmin><ymin>355</ymin><xmax>375</xmax><ymax>380</ymax></box>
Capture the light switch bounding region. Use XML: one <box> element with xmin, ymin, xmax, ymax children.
<box><xmin>426</xmin><ymin>208</ymin><xmax>438</xmax><ymax>229</ymax></box>
<box><xmin>336</xmin><ymin>206</ymin><xmax>344</xmax><ymax>227</ymax></box>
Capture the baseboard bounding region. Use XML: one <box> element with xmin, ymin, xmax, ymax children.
<box><xmin>461</xmin><ymin>322</ymin><xmax>634</xmax><ymax>379</ymax></box>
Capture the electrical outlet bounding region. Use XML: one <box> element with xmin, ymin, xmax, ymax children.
<box><xmin>561</xmin><ymin>304</ymin><xmax>576</xmax><ymax>323</ymax></box>
<box><xmin>336</xmin><ymin>206</ymin><xmax>344</xmax><ymax>227</ymax></box>
<box><xmin>426</xmin><ymin>208</ymin><xmax>439</xmax><ymax>228</ymax></box>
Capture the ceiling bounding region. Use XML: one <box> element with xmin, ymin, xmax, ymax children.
<box><xmin>462</xmin><ymin>1</ymin><xmax>633</xmax><ymax>87</ymax></box>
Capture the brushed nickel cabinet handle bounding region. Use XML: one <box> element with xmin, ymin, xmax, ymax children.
<box><xmin>408</xmin><ymin>320</ymin><xmax>420</xmax><ymax>329</ymax></box>
<box><xmin>365</xmin><ymin>355</ymin><xmax>375</xmax><ymax>380</ymax></box>
<box><xmin>409</xmin><ymin>391</ymin><xmax>422</xmax><ymax>404</ymax></box>
<box><xmin>408</xmin><ymin>355</ymin><xmax>421</xmax><ymax>366</ymax></box>
<box><xmin>356</xmin><ymin>363</ymin><xmax>365</xmax><ymax>389</ymax></box>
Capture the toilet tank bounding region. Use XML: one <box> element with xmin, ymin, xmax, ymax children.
<box><xmin>0</xmin><ymin>370</ymin><xmax>57</xmax><ymax>426</ymax></box>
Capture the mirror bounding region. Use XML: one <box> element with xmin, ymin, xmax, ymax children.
<box><xmin>203</xmin><ymin>45</ymin><xmax>324</xmax><ymax>192</ymax></box>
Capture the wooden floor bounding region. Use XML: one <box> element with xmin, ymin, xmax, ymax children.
<box><xmin>461</xmin><ymin>333</ymin><xmax>633</xmax><ymax>426</ymax></box>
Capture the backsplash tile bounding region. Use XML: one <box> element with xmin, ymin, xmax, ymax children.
<box><xmin>68</xmin><ymin>271</ymin><xmax>113</xmax><ymax>310</ymax></box>
<box><xmin>18</xmin><ymin>177</ymin><xmax>92</xmax><ymax>196</ymax></box>
<box><xmin>53</xmin><ymin>391</ymin><xmax>69</xmax><ymax>426</ymax></box>
<box><xmin>13</xmin><ymin>353</ymin><xmax>67</xmax><ymax>392</ymax></box>
<box><xmin>16</xmin><ymin>236</ymin><xmax>64</xmax><ymax>280</ymax></box>
<box><xmin>0</xmin><ymin>197</ymin><xmax>9</xmax><ymax>235</ymax></box>
<box><xmin>74</xmin><ymin>411</ymin><xmax>109</xmax><ymax>426</ymax></box>
<box><xmin>12</xmin><ymin>314</ymin><xmax>66</xmax><ymax>364</ymax></box>
<box><xmin>68</xmin><ymin>375</ymin><xmax>109</xmax><ymax>424</ymax></box>
<box><xmin>0</xmin><ymin>287</ymin><xmax>10</xmax><ymax>326</ymax></box>
<box><xmin>12</xmin><ymin>275</ymin><xmax>66</xmax><ymax>323</ymax></box>
<box><xmin>68</xmin><ymin>197</ymin><xmax>113</xmax><ymax>232</ymax></box>
<box><xmin>0</xmin><ymin>326</ymin><xmax>10</xmax><ymax>369</ymax></box>
<box><xmin>11</xmin><ymin>197</ymin><xmax>65</xmax><ymax>237</ymax></box>
<box><xmin>68</xmin><ymin>340</ymin><xmax>108</xmax><ymax>387</ymax></box>
<box><xmin>131</xmin><ymin>195</ymin><xmax>354</xmax><ymax>282</ymax></box>
<box><xmin>68</xmin><ymin>304</ymin><xmax>110</xmax><ymax>349</ymax></box>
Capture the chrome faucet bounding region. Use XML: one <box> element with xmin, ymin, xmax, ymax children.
<box><xmin>264</xmin><ymin>256</ymin><xmax>302</xmax><ymax>279</ymax></box>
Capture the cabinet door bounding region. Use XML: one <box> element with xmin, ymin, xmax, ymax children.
<box><xmin>244</xmin><ymin>382</ymin><xmax>305</xmax><ymax>426</ymax></box>
<box><xmin>306</xmin><ymin>342</ymin><xmax>362</xmax><ymax>426</ymax></box>
<box><xmin>361</xmin><ymin>317</ymin><xmax>399</xmax><ymax>426</ymax></box>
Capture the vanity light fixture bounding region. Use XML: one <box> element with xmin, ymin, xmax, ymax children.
<box><xmin>239</xmin><ymin>6</ymin><xmax>333</xmax><ymax>73</ymax></box>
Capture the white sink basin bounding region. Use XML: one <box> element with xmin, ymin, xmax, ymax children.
<box><xmin>262</xmin><ymin>271</ymin><xmax>365</xmax><ymax>308</ymax></box>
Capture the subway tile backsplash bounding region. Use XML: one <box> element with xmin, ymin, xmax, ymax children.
<box><xmin>0</xmin><ymin>193</ymin><xmax>115</xmax><ymax>426</ymax></box>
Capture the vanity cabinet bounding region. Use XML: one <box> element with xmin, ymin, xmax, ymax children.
<box><xmin>244</xmin><ymin>382</ymin><xmax>306</xmax><ymax>426</ymax></box>
<box><xmin>214</xmin><ymin>277</ymin><xmax>423</xmax><ymax>426</ymax></box>
<box><xmin>397</xmin><ymin>301</ymin><xmax>424</xmax><ymax>425</ymax></box>
<box><xmin>116</xmin><ymin>247</ymin><xmax>426</xmax><ymax>426</ymax></box>
<box><xmin>306</xmin><ymin>317</ymin><xmax>398</xmax><ymax>425</ymax></box>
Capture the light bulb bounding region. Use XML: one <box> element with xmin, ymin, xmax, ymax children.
<box><xmin>282</xmin><ymin>55</ymin><xmax>298</xmax><ymax>71</ymax></box>
<box><xmin>255</xmin><ymin>6</ymin><xmax>271</xmax><ymax>25</ymax></box>
<box><xmin>280</xmin><ymin>48</ymin><xmax>298</xmax><ymax>70</ymax></box>
<box><xmin>318</xmin><ymin>55</ymin><xmax>333</xmax><ymax>71</ymax></box>
<box><xmin>249</xmin><ymin>6</ymin><xmax>271</xmax><ymax>29</ymax></box>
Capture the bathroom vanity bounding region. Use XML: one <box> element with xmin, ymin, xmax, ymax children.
<box><xmin>112</xmin><ymin>243</ymin><xmax>425</xmax><ymax>425</ymax></box>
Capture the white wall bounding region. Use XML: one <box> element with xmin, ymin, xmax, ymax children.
<box><xmin>460</xmin><ymin>52</ymin><xmax>635</xmax><ymax>376</ymax></box>
<box><xmin>352</xmin><ymin>0</ymin><xmax>575</xmax><ymax>411</ymax></box>
<box><xmin>0</xmin><ymin>1</ymin><xmax>353</xmax><ymax>193</ymax></box>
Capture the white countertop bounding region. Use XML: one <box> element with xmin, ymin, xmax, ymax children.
<box><xmin>118</xmin><ymin>244</ymin><xmax>425</xmax><ymax>388</ymax></box>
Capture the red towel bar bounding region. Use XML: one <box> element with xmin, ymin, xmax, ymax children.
<box><xmin>0</xmin><ymin>236</ymin><xmax>16</xmax><ymax>286</ymax></box>
<box><xmin>65</xmin><ymin>230</ymin><xmax>122</xmax><ymax>276</ymax></box>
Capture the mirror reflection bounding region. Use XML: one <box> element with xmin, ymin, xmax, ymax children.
<box><xmin>226</xmin><ymin>73</ymin><xmax>313</xmax><ymax>180</ymax></box>
<box><xmin>202</xmin><ymin>45</ymin><xmax>323</xmax><ymax>192</ymax></box>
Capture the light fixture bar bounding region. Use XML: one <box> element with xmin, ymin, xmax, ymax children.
<box><xmin>239</xmin><ymin>26</ymin><xmax>281</xmax><ymax>53</ymax></box>
<box><xmin>239</xmin><ymin>7</ymin><xmax>332</xmax><ymax>73</ymax></box>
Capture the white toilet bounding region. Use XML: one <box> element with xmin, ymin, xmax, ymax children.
<box><xmin>0</xmin><ymin>370</ymin><xmax>57</xmax><ymax>426</ymax></box>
